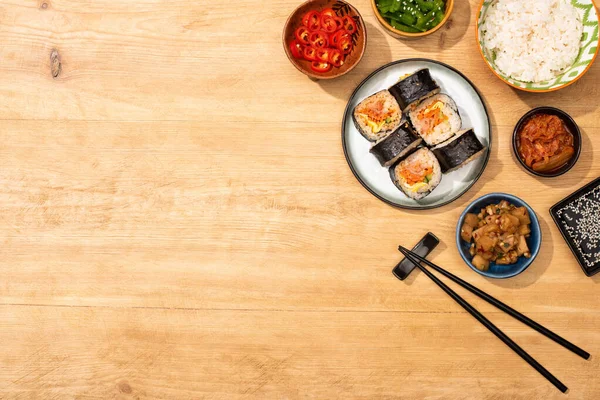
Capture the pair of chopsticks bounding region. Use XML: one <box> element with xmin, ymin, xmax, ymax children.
<box><xmin>398</xmin><ymin>246</ymin><xmax>590</xmax><ymax>394</ymax></box>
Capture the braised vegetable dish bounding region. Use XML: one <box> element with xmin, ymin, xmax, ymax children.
<box><xmin>517</xmin><ymin>114</ymin><xmax>575</xmax><ymax>173</ymax></box>
<box><xmin>460</xmin><ymin>201</ymin><xmax>532</xmax><ymax>271</ymax></box>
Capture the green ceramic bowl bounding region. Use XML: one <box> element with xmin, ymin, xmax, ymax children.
<box><xmin>476</xmin><ymin>0</ymin><xmax>599</xmax><ymax>92</ymax></box>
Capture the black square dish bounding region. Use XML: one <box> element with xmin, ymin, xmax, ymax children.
<box><xmin>550</xmin><ymin>177</ymin><xmax>600</xmax><ymax>277</ymax></box>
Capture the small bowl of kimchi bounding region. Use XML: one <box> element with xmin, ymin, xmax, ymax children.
<box><xmin>513</xmin><ymin>107</ymin><xmax>581</xmax><ymax>178</ymax></box>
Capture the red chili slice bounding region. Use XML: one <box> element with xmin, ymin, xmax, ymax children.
<box><xmin>289</xmin><ymin>39</ymin><xmax>304</xmax><ymax>59</ymax></box>
<box><xmin>320</xmin><ymin>8</ymin><xmax>336</xmax><ymax>19</ymax></box>
<box><xmin>320</xmin><ymin>15</ymin><xmax>338</xmax><ymax>33</ymax></box>
<box><xmin>328</xmin><ymin>48</ymin><xmax>344</xmax><ymax>67</ymax></box>
<box><xmin>295</xmin><ymin>26</ymin><xmax>311</xmax><ymax>45</ymax></box>
<box><xmin>316</xmin><ymin>47</ymin><xmax>331</xmax><ymax>63</ymax></box>
<box><xmin>302</xmin><ymin>11</ymin><xmax>320</xmax><ymax>31</ymax></box>
<box><xmin>309</xmin><ymin>31</ymin><xmax>329</xmax><ymax>48</ymax></box>
<box><xmin>333</xmin><ymin>16</ymin><xmax>344</xmax><ymax>30</ymax></box>
<box><xmin>342</xmin><ymin>16</ymin><xmax>358</xmax><ymax>34</ymax></box>
<box><xmin>302</xmin><ymin>11</ymin><xmax>311</xmax><ymax>27</ymax></box>
<box><xmin>337</xmin><ymin>36</ymin><xmax>353</xmax><ymax>54</ymax></box>
<box><xmin>331</xmin><ymin>29</ymin><xmax>350</xmax><ymax>46</ymax></box>
<box><xmin>303</xmin><ymin>46</ymin><xmax>317</xmax><ymax>61</ymax></box>
<box><xmin>311</xmin><ymin>61</ymin><xmax>332</xmax><ymax>73</ymax></box>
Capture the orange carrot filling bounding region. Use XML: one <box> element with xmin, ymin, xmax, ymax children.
<box><xmin>416</xmin><ymin>101</ymin><xmax>448</xmax><ymax>134</ymax></box>
<box><xmin>400</xmin><ymin>164</ymin><xmax>433</xmax><ymax>185</ymax></box>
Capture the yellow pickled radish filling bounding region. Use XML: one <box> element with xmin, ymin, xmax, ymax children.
<box><xmin>357</xmin><ymin>113</ymin><xmax>388</xmax><ymax>133</ymax></box>
<box><xmin>408</xmin><ymin>173</ymin><xmax>434</xmax><ymax>192</ymax></box>
<box><xmin>367</xmin><ymin>119</ymin><xmax>386</xmax><ymax>133</ymax></box>
<box><xmin>400</xmin><ymin>161</ymin><xmax>434</xmax><ymax>191</ymax></box>
<box><xmin>409</xmin><ymin>182</ymin><xmax>429</xmax><ymax>192</ymax></box>
<box><xmin>424</xmin><ymin>101</ymin><xmax>444</xmax><ymax>114</ymax></box>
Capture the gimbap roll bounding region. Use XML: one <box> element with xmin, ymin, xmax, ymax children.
<box><xmin>432</xmin><ymin>128</ymin><xmax>487</xmax><ymax>173</ymax></box>
<box><xmin>408</xmin><ymin>94</ymin><xmax>462</xmax><ymax>146</ymax></box>
<box><xmin>390</xmin><ymin>148</ymin><xmax>442</xmax><ymax>200</ymax></box>
<box><xmin>353</xmin><ymin>90</ymin><xmax>402</xmax><ymax>142</ymax></box>
<box><xmin>370</xmin><ymin>122</ymin><xmax>422</xmax><ymax>167</ymax></box>
<box><xmin>388</xmin><ymin>69</ymin><xmax>440</xmax><ymax>110</ymax></box>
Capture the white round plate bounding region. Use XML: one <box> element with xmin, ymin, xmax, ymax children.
<box><xmin>342</xmin><ymin>59</ymin><xmax>491</xmax><ymax>210</ymax></box>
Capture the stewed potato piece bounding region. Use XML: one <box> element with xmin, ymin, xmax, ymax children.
<box><xmin>477</xmin><ymin>234</ymin><xmax>498</xmax><ymax>252</ymax></box>
<box><xmin>461</xmin><ymin>223</ymin><xmax>474</xmax><ymax>242</ymax></box>
<box><xmin>511</xmin><ymin>207</ymin><xmax>531</xmax><ymax>225</ymax></box>
<box><xmin>464</xmin><ymin>213</ymin><xmax>480</xmax><ymax>228</ymax></box>
<box><xmin>518</xmin><ymin>224</ymin><xmax>531</xmax><ymax>236</ymax></box>
<box><xmin>472</xmin><ymin>255</ymin><xmax>490</xmax><ymax>271</ymax></box>
<box><xmin>517</xmin><ymin>235</ymin><xmax>530</xmax><ymax>257</ymax></box>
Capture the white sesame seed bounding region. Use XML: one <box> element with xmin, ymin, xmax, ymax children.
<box><xmin>556</xmin><ymin>185</ymin><xmax>600</xmax><ymax>269</ymax></box>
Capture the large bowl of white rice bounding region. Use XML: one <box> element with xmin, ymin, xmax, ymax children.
<box><xmin>476</xmin><ymin>0</ymin><xmax>599</xmax><ymax>92</ymax></box>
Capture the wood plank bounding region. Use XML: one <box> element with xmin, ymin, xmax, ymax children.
<box><xmin>1</xmin><ymin>306</ymin><xmax>599</xmax><ymax>399</ymax></box>
<box><xmin>0</xmin><ymin>0</ymin><xmax>598</xmax><ymax>125</ymax></box>
<box><xmin>0</xmin><ymin>120</ymin><xmax>598</xmax><ymax>313</ymax></box>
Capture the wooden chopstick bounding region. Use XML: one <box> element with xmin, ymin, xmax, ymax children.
<box><xmin>398</xmin><ymin>247</ymin><xmax>568</xmax><ymax>393</ymax></box>
<box><xmin>398</xmin><ymin>246</ymin><xmax>590</xmax><ymax>360</ymax></box>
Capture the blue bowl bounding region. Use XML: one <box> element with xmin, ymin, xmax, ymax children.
<box><xmin>456</xmin><ymin>193</ymin><xmax>542</xmax><ymax>279</ymax></box>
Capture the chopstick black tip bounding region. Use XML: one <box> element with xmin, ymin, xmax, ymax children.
<box><xmin>398</xmin><ymin>247</ymin><xmax>413</xmax><ymax>259</ymax></box>
<box><xmin>398</xmin><ymin>245</ymin><xmax>409</xmax><ymax>253</ymax></box>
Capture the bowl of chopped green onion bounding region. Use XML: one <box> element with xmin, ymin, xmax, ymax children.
<box><xmin>372</xmin><ymin>0</ymin><xmax>453</xmax><ymax>39</ymax></box>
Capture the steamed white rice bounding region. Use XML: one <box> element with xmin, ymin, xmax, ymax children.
<box><xmin>482</xmin><ymin>0</ymin><xmax>583</xmax><ymax>82</ymax></box>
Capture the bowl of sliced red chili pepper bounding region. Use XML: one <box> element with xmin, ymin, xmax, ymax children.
<box><xmin>283</xmin><ymin>0</ymin><xmax>366</xmax><ymax>79</ymax></box>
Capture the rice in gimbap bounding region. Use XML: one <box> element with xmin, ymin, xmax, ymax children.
<box><xmin>408</xmin><ymin>94</ymin><xmax>462</xmax><ymax>146</ymax></box>
<box><xmin>353</xmin><ymin>90</ymin><xmax>402</xmax><ymax>142</ymax></box>
<box><xmin>390</xmin><ymin>148</ymin><xmax>442</xmax><ymax>200</ymax></box>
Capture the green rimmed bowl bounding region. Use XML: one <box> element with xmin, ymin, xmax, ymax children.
<box><xmin>476</xmin><ymin>0</ymin><xmax>599</xmax><ymax>92</ymax></box>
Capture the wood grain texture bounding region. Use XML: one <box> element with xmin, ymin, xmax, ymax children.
<box><xmin>0</xmin><ymin>1</ymin><xmax>599</xmax><ymax>399</ymax></box>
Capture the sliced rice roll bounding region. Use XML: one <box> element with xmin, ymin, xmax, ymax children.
<box><xmin>390</xmin><ymin>148</ymin><xmax>442</xmax><ymax>200</ymax></box>
<box><xmin>408</xmin><ymin>93</ymin><xmax>462</xmax><ymax>146</ymax></box>
<box><xmin>432</xmin><ymin>128</ymin><xmax>487</xmax><ymax>173</ymax></box>
<box><xmin>370</xmin><ymin>122</ymin><xmax>422</xmax><ymax>167</ymax></box>
<box><xmin>388</xmin><ymin>69</ymin><xmax>440</xmax><ymax>110</ymax></box>
<box><xmin>353</xmin><ymin>90</ymin><xmax>402</xmax><ymax>142</ymax></box>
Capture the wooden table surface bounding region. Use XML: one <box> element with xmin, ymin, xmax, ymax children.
<box><xmin>1</xmin><ymin>0</ymin><xmax>599</xmax><ymax>398</ymax></box>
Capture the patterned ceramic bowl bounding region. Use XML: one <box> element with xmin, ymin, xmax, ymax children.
<box><xmin>283</xmin><ymin>0</ymin><xmax>366</xmax><ymax>80</ymax></box>
<box><xmin>476</xmin><ymin>0</ymin><xmax>599</xmax><ymax>92</ymax></box>
<box><xmin>371</xmin><ymin>0</ymin><xmax>454</xmax><ymax>40</ymax></box>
